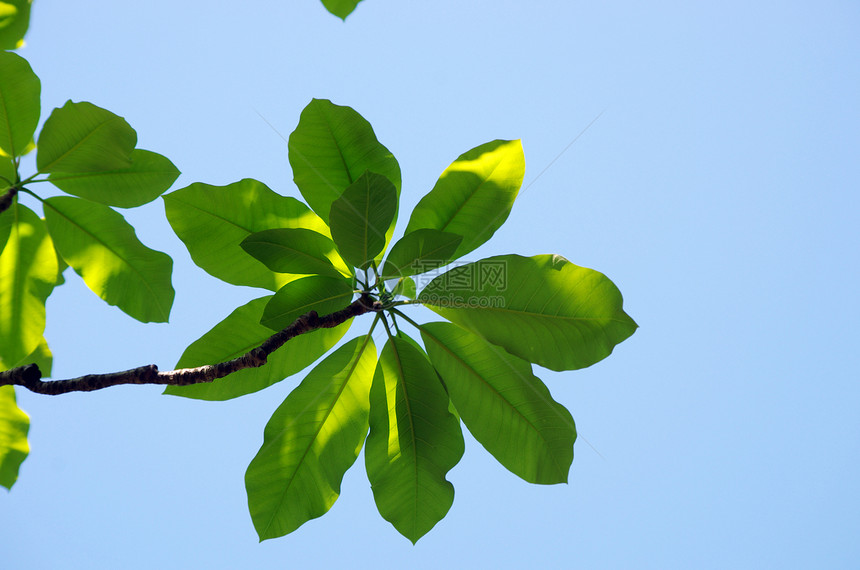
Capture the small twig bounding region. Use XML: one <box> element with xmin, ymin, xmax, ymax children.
<box><xmin>0</xmin><ymin>293</ymin><xmax>378</xmax><ymax>395</ymax></box>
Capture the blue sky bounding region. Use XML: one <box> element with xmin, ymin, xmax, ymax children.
<box><xmin>3</xmin><ymin>1</ymin><xmax>859</xmax><ymax>568</ymax></box>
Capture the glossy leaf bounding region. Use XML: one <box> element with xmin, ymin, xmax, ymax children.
<box><xmin>163</xmin><ymin>179</ymin><xmax>329</xmax><ymax>290</ymax></box>
<box><xmin>37</xmin><ymin>101</ymin><xmax>136</xmax><ymax>173</ymax></box>
<box><xmin>419</xmin><ymin>254</ymin><xmax>637</xmax><ymax>371</ymax></box>
<box><xmin>0</xmin><ymin>386</ymin><xmax>28</xmax><ymax>490</ymax></box>
<box><xmin>289</xmin><ymin>99</ymin><xmax>401</xmax><ymax>232</ymax></box>
<box><xmin>0</xmin><ymin>203</ymin><xmax>57</xmax><ymax>367</ymax></box>
<box><xmin>165</xmin><ymin>297</ymin><xmax>351</xmax><ymax>401</ymax></box>
<box><xmin>329</xmin><ymin>171</ymin><xmax>397</xmax><ymax>270</ymax></box>
<box><xmin>261</xmin><ymin>275</ymin><xmax>355</xmax><ymax>331</ymax></box>
<box><xmin>321</xmin><ymin>0</ymin><xmax>362</xmax><ymax>20</ymax></box>
<box><xmin>0</xmin><ymin>0</ymin><xmax>30</xmax><ymax>50</ymax></box>
<box><xmin>420</xmin><ymin>321</ymin><xmax>575</xmax><ymax>484</ymax></box>
<box><xmin>247</xmin><ymin>335</ymin><xmax>376</xmax><ymax>540</ymax></box>
<box><xmin>381</xmin><ymin>229</ymin><xmax>462</xmax><ymax>279</ymax></box>
<box><xmin>241</xmin><ymin>228</ymin><xmax>350</xmax><ymax>279</ymax></box>
<box><xmin>365</xmin><ymin>335</ymin><xmax>464</xmax><ymax>543</ymax></box>
<box><xmin>48</xmin><ymin>149</ymin><xmax>180</xmax><ymax>208</ymax></box>
<box><xmin>404</xmin><ymin>139</ymin><xmax>524</xmax><ymax>260</ymax></box>
<box><xmin>43</xmin><ymin>196</ymin><xmax>174</xmax><ymax>323</ymax></box>
<box><xmin>0</xmin><ymin>50</ymin><xmax>39</xmax><ymax>157</ymax></box>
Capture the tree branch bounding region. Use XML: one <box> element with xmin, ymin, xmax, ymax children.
<box><xmin>0</xmin><ymin>293</ymin><xmax>379</xmax><ymax>395</ymax></box>
<box><xmin>0</xmin><ymin>186</ymin><xmax>17</xmax><ymax>215</ymax></box>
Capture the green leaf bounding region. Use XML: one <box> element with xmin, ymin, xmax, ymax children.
<box><xmin>163</xmin><ymin>179</ymin><xmax>330</xmax><ymax>290</ymax></box>
<box><xmin>419</xmin><ymin>254</ymin><xmax>637</xmax><ymax>371</ymax></box>
<box><xmin>36</xmin><ymin>101</ymin><xmax>136</xmax><ymax>173</ymax></box>
<box><xmin>329</xmin><ymin>171</ymin><xmax>397</xmax><ymax>270</ymax></box>
<box><xmin>43</xmin><ymin>196</ymin><xmax>174</xmax><ymax>323</ymax></box>
<box><xmin>0</xmin><ymin>335</ymin><xmax>52</xmax><ymax>375</ymax></box>
<box><xmin>0</xmin><ymin>1</ymin><xmax>30</xmax><ymax>50</ymax></box>
<box><xmin>404</xmin><ymin>139</ymin><xmax>524</xmax><ymax>260</ymax></box>
<box><xmin>247</xmin><ymin>335</ymin><xmax>376</xmax><ymax>540</ymax></box>
<box><xmin>165</xmin><ymin>296</ymin><xmax>351</xmax><ymax>401</ymax></box>
<box><xmin>0</xmin><ymin>203</ymin><xmax>57</xmax><ymax>367</ymax></box>
<box><xmin>321</xmin><ymin>0</ymin><xmax>363</xmax><ymax>20</ymax></box>
<box><xmin>289</xmin><ymin>100</ymin><xmax>401</xmax><ymax>244</ymax></box>
<box><xmin>392</xmin><ymin>276</ymin><xmax>416</xmax><ymax>300</ymax></box>
<box><xmin>241</xmin><ymin>228</ymin><xmax>350</xmax><ymax>279</ymax></box>
<box><xmin>47</xmin><ymin>149</ymin><xmax>180</xmax><ymax>208</ymax></box>
<box><xmin>261</xmin><ymin>275</ymin><xmax>355</xmax><ymax>331</ymax></box>
<box><xmin>365</xmin><ymin>335</ymin><xmax>464</xmax><ymax>543</ymax></box>
<box><xmin>420</xmin><ymin>321</ymin><xmax>575</xmax><ymax>484</ymax></box>
<box><xmin>0</xmin><ymin>386</ymin><xmax>28</xmax><ymax>490</ymax></box>
<box><xmin>381</xmin><ymin>229</ymin><xmax>462</xmax><ymax>279</ymax></box>
<box><xmin>0</xmin><ymin>50</ymin><xmax>39</xmax><ymax>157</ymax></box>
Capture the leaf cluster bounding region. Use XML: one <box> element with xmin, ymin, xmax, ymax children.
<box><xmin>159</xmin><ymin>98</ymin><xmax>636</xmax><ymax>542</ymax></box>
<box><xmin>0</xmin><ymin>1</ymin><xmax>637</xmax><ymax>543</ymax></box>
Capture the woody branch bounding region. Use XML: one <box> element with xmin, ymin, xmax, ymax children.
<box><xmin>0</xmin><ymin>293</ymin><xmax>378</xmax><ymax>395</ymax></box>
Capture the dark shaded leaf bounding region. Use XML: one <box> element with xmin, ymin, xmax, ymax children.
<box><xmin>241</xmin><ymin>228</ymin><xmax>350</xmax><ymax>279</ymax></box>
<box><xmin>261</xmin><ymin>275</ymin><xmax>355</xmax><ymax>331</ymax></box>
<box><xmin>329</xmin><ymin>171</ymin><xmax>397</xmax><ymax>270</ymax></box>
<box><xmin>381</xmin><ymin>229</ymin><xmax>462</xmax><ymax>279</ymax></box>
<box><xmin>321</xmin><ymin>0</ymin><xmax>363</xmax><ymax>20</ymax></box>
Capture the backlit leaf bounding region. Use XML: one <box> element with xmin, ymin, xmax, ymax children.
<box><xmin>404</xmin><ymin>139</ymin><xmax>524</xmax><ymax>260</ymax></box>
<box><xmin>36</xmin><ymin>101</ymin><xmax>136</xmax><ymax>173</ymax></box>
<box><xmin>163</xmin><ymin>179</ymin><xmax>328</xmax><ymax>290</ymax></box>
<box><xmin>0</xmin><ymin>203</ymin><xmax>57</xmax><ymax>367</ymax></box>
<box><xmin>43</xmin><ymin>196</ymin><xmax>174</xmax><ymax>323</ymax></box>
<box><xmin>419</xmin><ymin>254</ymin><xmax>637</xmax><ymax>371</ymax></box>
<box><xmin>365</xmin><ymin>335</ymin><xmax>464</xmax><ymax>543</ymax></box>
<box><xmin>421</xmin><ymin>321</ymin><xmax>575</xmax><ymax>484</ymax></box>
<box><xmin>247</xmin><ymin>335</ymin><xmax>376</xmax><ymax>540</ymax></box>
<box><xmin>0</xmin><ymin>385</ymin><xmax>28</xmax><ymax>490</ymax></box>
